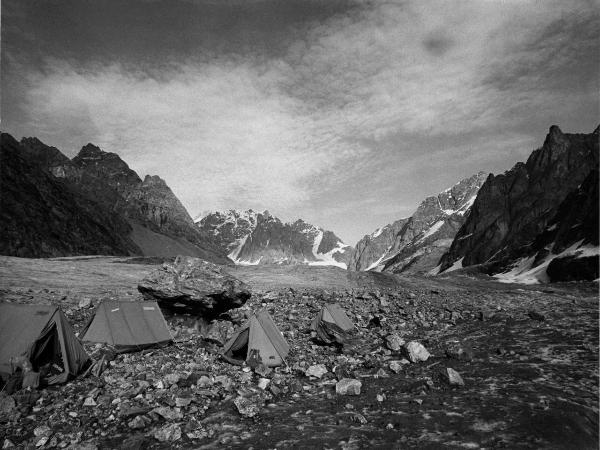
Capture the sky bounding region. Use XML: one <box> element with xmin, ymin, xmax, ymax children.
<box><xmin>2</xmin><ymin>0</ymin><xmax>598</xmax><ymax>245</ymax></box>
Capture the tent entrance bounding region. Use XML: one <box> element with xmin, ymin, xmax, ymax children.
<box><xmin>227</xmin><ymin>329</ymin><xmax>249</xmax><ymax>362</ymax></box>
<box><xmin>30</xmin><ymin>324</ymin><xmax>65</xmax><ymax>381</ymax></box>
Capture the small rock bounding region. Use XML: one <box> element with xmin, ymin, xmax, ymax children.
<box><xmin>34</xmin><ymin>425</ymin><xmax>52</xmax><ymax>437</ymax></box>
<box><xmin>164</xmin><ymin>373</ymin><xmax>180</xmax><ymax>386</ymax></box>
<box><xmin>128</xmin><ymin>415</ymin><xmax>149</xmax><ymax>429</ymax></box>
<box><xmin>0</xmin><ymin>396</ymin><xmax>16</xmax><ymax>415</ymax></box>
<box><xmin>175</xmin><ymin>397</ymin><xmax>193</xmax><ymax>408</ymax></box>
<box><xmin>153</xmin><ymin>406</ymin><xmax>183</xmax><ymax>420</ymax></box>
<box><xmin>196</xmin><ymin>375</ymin><xmax>213</xmax><ymax>388</ymax></box>
<box><xmin>257</xmin><ymin>378</ymin><xmax>270</xmax><ymax>390</ymax></box>
<box><xmin>385</xmin><ymin>334</ymin><xmax>405</xmax><ymax>352</ymax></box>
<box><xmin>403</xmin><ymin>341</ymin><xmax>431</xmax><ymax>363</ymax></box>
<box><xmin>389</xmin><ymin>361</ymin><xmax>403</xmax><ymax>374</ymax></box>
<box><xmin>83</xmin><ymin>397</ymin><xmax>96</xmax><ymax>406</ymax></box>
<box><xmin>35</xmin><ymin>437</ymin><xmax>49</xmax><ymax>448</ymax></box>
<box><xmin>153</xmin><ymin>424</ymin><xmax>182</xmax><ymax>443</ymax></box>
<box><xmin>3</xmin><ymin>439</ymin><xmax>15</xmax><ymax>448</ymax></box>
<box><xmin>305</xmin><ymin>364</ymin><xmax>328</xmax><ymax>379</ymax></box>
<box><xmin>336</xmin><ymin>379</ymin><xmax>362</xmax><ymax>396</ymax></box>
<box><xmin>442</xmin><ymin>367</ymin><xmax>465</xmax><ymax>386</ymax></box>
<box><xmin>234</xmin><ymin>396</ymin><xmax>260</xmax><ymax>418</ymax></box>
<box><xmin>78</xmin><ymin>298</ymin><xmax>92</xmax><ymax>309</ymax></box>
<box><xmin>528</xmin><ymin>310</ymin><xmax>545</xmax><ymax>321</ymax></box>
<box><xmin>351</xmin><ymin>413</ymin><xmax>367</xmax><ymax>424</ymax></box>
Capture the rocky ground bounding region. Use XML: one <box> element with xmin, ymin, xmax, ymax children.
<box><xmin>0</xmin><ymin>256</ymin><xmax>598</xmax><ymax>449</ymax></box>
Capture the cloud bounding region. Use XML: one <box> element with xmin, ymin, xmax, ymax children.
<box><xmin>10</xmin><ymin>0</ymin><xmax>599</xmax><ymax>243</ymax></box>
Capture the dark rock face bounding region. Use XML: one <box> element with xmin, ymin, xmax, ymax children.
<box><xmin>138</xmin><ymin>256</ymin><xmax>251</xmax><ymax>317</ymax></box>
<box><xmin>197</xmin><ymin>210</ymin><xmax>352</xmax><ymax>268</ymax></box>
<box><xmin>439</xmin><ymin>125</ymin><xmax>599</xmax><ymax>280</ymax></box>
<box><xmin>0</xmin><ymin>133</ymin><xmax>139</xmax><ymax>257</ymax></box>
<box><xmin>4</xmin><ymin>132</ymin><xmax>230</xmax><ymax>263</ymax></box>
<box><xmin>349</xmin><ymin>172</ymin><xmax>487</xmax><ymax>273</ymax></box>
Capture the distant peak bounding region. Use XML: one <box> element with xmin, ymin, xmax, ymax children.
<box><xmin>77</xmin><ymin>143</ymin><xmax>105</xmax><ymax>158</ymax></box>
<box><xmin>142</xmin><ymin>174</ymin><xmax>167</xmax><ymax>186</ymax></box>
<box><xmin>548</xmin><ymin>125</ymin><xmax>563</xmax><ymax>136</ymax></box>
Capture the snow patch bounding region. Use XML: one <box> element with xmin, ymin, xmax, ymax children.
<box><xmin>418</xmin><ymin>221</ymin><xmax>444</xmax><ymax>242</ymax></box>
<box><xmin>444</xmin><ymin>257</ymin><xmax>464</xmax><ymax>273</ymax></box>
<box><xmin>494</xmin><ymin>241</ymin><xmax>599</xmax><ymax>285</ymax></box>
<box><xmin>309</xmin><ymin>235</ymin><xmax>349</xmax><ymax>269</ymax></box>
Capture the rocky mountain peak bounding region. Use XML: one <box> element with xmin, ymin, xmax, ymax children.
<box><xmin>142</xmin><ymin>174</ymin><xmax>168</xmax><ymax>187</ymax></box>
<box><xmin>349</xmin><ymin>171</ymin><xmax>488</xmax><ymax>273</ymax></box>
<box><xmin>77</xmin><ymin>143</ymin><xmax>105</xmax><ymax>158</ymax></box>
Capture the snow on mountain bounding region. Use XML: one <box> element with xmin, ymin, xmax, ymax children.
<box><xmin>348</xmin><ymin>172</ymin><xmax>488</xmax><ymax>274</ymax></box>
<box><xmin>196</xmin><ymin>209</ymin><xmax>352</xmax><ymax>267</ymax></box>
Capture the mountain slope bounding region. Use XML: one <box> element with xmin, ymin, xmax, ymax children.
<box><xmin>196</xmin><ymin>210</ymin><xmax>351</xmax><ymax>268</ymax></box>
<box><xmin>5</xmin><ymin>133</ymin><xmax>230</xmax><ymax>263</ymax></box>
<box><xmin>0</xmin><ymin>133</ymin><xmax>140</xmax><ymax>257</ymax></box>
<box><xmin>349</xmin><ymin>172</ymin><xmax>488</xmax><ymax>273</ymax></box>
<box><xmin>438</xmin><ymin>125</ymin><xmax>599</xmax><ymax>282</ymax></box>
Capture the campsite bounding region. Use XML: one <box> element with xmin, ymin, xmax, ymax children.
<box><xmin>0</xmin><ymin>255</ymin><xmax>598</xmax><ymax>449</ymax></box>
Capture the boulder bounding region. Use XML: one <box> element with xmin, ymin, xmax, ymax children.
<box><xmin>138</xmin><ymin>255</ymin><xmax>251</xmax><ymax>318</ymax></box>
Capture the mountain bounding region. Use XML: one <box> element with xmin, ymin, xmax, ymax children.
<box><xmin>196</xmin><ymin>209</ymin><xmax>352</xmax><ymax>268</ymax></box>
<box><xmin>348</xmin><ymin>172</ymin><xmax>488</xmax><ymax>273</ymax></box>
<box><xmin>0</xmin><ymin>133</ymin><xmax>139</xmax><ymax>257</ymax></box>
<box><xmin>438</xmin><ymin>125</ymin><xmax>599</xmax><ymax>282</ymax></box>
<box><xmin>1</xmin><ymin>132</ymin><xmax>230</xmax><ymax>263</ymax></box>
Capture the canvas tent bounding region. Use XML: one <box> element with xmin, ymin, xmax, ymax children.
<box><xmin>0</xmin><ymin>303</ymin><xmax>90</xmax><ymax>385</ymax></box>
<box><xmin>311</xmin><ymin>303</ymin><xmax>355</xmax><ymax>344</ymax></box>
<box><xmin>222</xmin><ymin>310</ymin><xmax>289</xmax><ymax>367</ymax></box>
<box><xmin>80</xmin><ymin>301</ymin><xmax>173</xmax><ymax>352</ymax></box>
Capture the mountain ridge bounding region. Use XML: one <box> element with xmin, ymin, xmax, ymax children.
<box><xmin>438</xmin><ymin>125</ymin><xmax>599</xmax><ymax>282</ymax></box>
<box><xmin>196</xmin><ymin>209</ymin><xmax>352</xmax><ymax>268</ymax></box>
<box><xmin>348</xmin><ymin>171</ymin><xmax>488</xmax><ymax>273</ymax></box>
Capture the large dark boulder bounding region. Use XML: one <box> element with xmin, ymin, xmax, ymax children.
<box><xmin>138</xmin><ymin>256</ymin><xmax>251</xmax><ymax>318</ymax></box>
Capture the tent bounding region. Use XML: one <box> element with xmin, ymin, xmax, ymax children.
<box><xmin>80</xmin><ymin>301</ymin><xmax>173</xmax><ymax>352</ymax></box>
<box><xmin>222</xmin><ymin>310</ymin><xmax>289</xmax><ymax>367</ymax></box>
<box><xmin>311</xmin><ymin>303</ymin><xmax>355</xmax><ymax>344</ymax></box>
<box><xmin>0</xmin><ymin>303</ymin><xmax>90</xmax><ymax>385</ymax></box>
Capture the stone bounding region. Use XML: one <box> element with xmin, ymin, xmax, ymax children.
<box><xmin>164</xmin><ymin>373</ymin><xmax>180</xmax><ymax>386</ymax></box>
<box><xmin>3</xmin><ymin>439</ymin><xmax>15</xmax><ymax>448</ymax></box>
<box><xmin>442</xmin><ymin>367</ymin><xmax>465</xmax><ymax>386</ymax></box>
<box><xmin>445</xmin><ymin>340</ymin><xmax>474</xmax><ymax>361</ymax></box>
<box><xmin>257</xmin><ymin>378</ymin><xmax>270</xmax><ymax>390</ymax></box>
<box><xmin>528</xmin><ymin>310</ymin><xmax>545</xmax><ymax>321</ymax></box>
<box><xmin>336</xmin><ymin>379</ymin><xmax>362</xmax><ymax>396</ymax></box>
<box><xmin>389</xmin><ymin>361</ymin><xmax>404</xmax><ymax>374</ymax></box>
<box><xmin>34</xmin><ymin>425</ymin><xmax>52</xmax><ymax>437</ymax></box>
<box><xmin>197</xmin><ymin>375</ymin><xmax>213</xmax><ymax>388</ymax></box>
<box><xmin>152</xmin><ymin>406</ymin><xmax>183</xmax><ymax>420</ymax></box>
<box><xmin>305</xmin><ymin>364</ymin><xmax>328</xmax><ymax>379</ymax></box>
<box><xmin>153</xmin><ymin>424</ymin><xmax>182</xmax><ymax>443</ymax></box>
<box><xmin>137</xmin><ymin>256</ymin><xmax>251</xmax><ymax>318</ymax></box>
<box><xmin>83</xmin><ymin>397</ymin><xmax>97</xmax><ymax>406</ymax></box>
<box><xmin>385</xmin><ymin>334</ymin><xmax>405</xmax><ymax>352</ymax></box>
<box><xmin>175</xmin><ymin>397</ymin><xmax>193</xmax><ymax>407</ymax></box>
<box><xmin>234</xmin><ymin>396</ymin><xmax>260</xmax><ymax>418</ymax></box>
<box><xmin>0</xmin><ymin>396</ymin><xmax>16</xmax><ymax>415</ymax></box>
<box><xmin>78</xmin><ymin>297</ymin><xmax>92</xmax><ymax>309</ymax></box>
<box><xmin>403</xmin><ymin>341</ymin><xmax>431</xmax><ymax>363</ymax></box>
<box><xmin>128</xmin><ymin>415</ymin><xmax>149</xmax><ymax>429</ymax></box>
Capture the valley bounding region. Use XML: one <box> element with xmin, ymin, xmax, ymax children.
<box><xmin>0</xmin><ymin>256</ymin><xmax>597</xmax><ymax>448</ymax></box>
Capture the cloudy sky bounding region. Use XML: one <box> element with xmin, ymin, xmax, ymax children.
<box><xmin>2</xmin><ymin>0</ymin><xmax>598</xmax><ymax>244</ymax></box>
